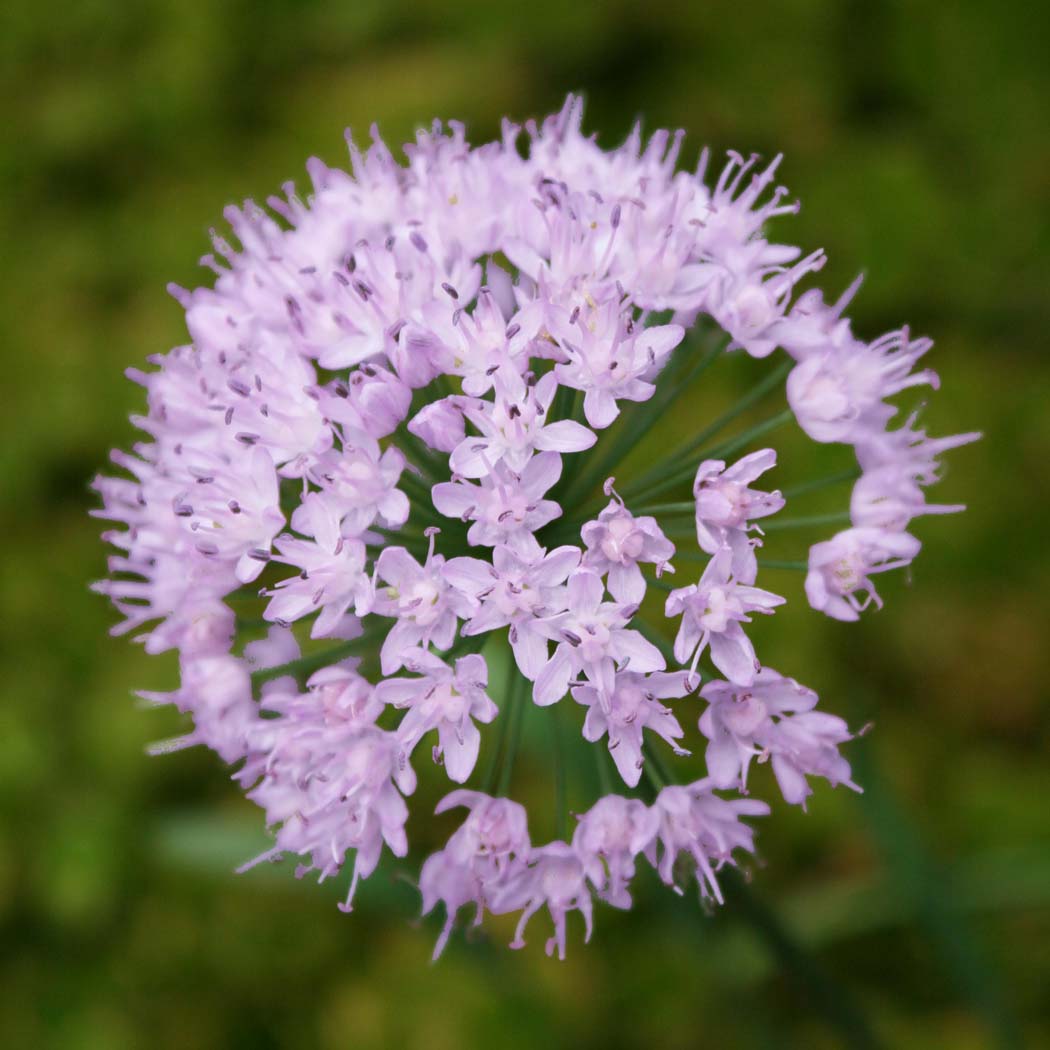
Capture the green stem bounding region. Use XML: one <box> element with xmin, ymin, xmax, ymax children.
<box><xmin>698</xmin><ymin>408</ymin><xmax>794</xmax><ymax>464</ymax></box>
<box><xmin>551</xmin><ymin>703</ymin><xmax>568</xmax><ymax>839</ymax></box>
<box><xmin>635</xmin><ymin>617</ymin><xmax>678</xmax><ymax>667</ymax></box>
<box><xmin>594</xmin><ymin>746</ymin><xmax>614</xmax><ymax>795</ymax></box>
<box><xmin>633</xmin><ymin>501</ymin><xmax>696</xmax><ymax>517</ymax></box>
<box><xmin>224</xmin><ymin>588</ymin><xmax>265</xmax><ymax>603</ymax></box>
<box><xmin>481</xmin><ymin>641</ymin><xmax>517</xmax><ymax>794</ymax></box>
<box><xmin>666</xmin><ymin>551</ymin><xmax>808</xmax><ymax>573</ymax></box>
<box><xmin>250</xmin><ymin>637</ymin><xmax>374</xmax><ymax>686</ymax></box>
<box><xmin>235</xmin><ymin>617</ymin><xmax>269</xmax><ymax>631</ymax></box>
<box><xmin>637</xmin><ymin>739</ymin><xmax>884</xmax><ymax>1049</ymax></box>
<box><xmin>720</xmin><ymin>868</ymin><xmax>884</xmax><ymax>1050</ymax></box>
<box><xmin>756</xmin><ymin>511</ymin><xmax>851</xmax><ymax>531</ymax></box>
<box><xmin>642</xmin><ymin>743</ymin><xmax>674</xmax><ymax>789</ymax></box>
<box><xmin>645</xmin><ymin>576</ymin><xmax>676</xmax><ymax>594</ymax></box>
<box><xmin>852</xmin><ymin>743</ymin><xmax>1022</xmax><ymax>1050</ymax></box>
<box><xmin>397</xmin><ymin>435</ymin><xmax>444</xmax><ymax>484</ymax></box>
<box><xmin>622</xmin><ymin>358</ymin><xmax>792</xmax><ymax>501</ymax></box>
<box><xmin>496</xmin><ymin>671</ymin><xmax>527</xmax><ymax>797</ymax></box>
<box><xmin>669</xmin><ymin>549</ymin><xmax>711</xmax><ymax>563</ymax></box>
<box><xmin>398</xmin><ymin>467</ymin><xmax>438</xmax><ymax>506</ymax></box>
<box><xmin>626</xmin><ymin>407</ymin><xmax>794</xmax><ymax>507</ymax></box>
<box><xmin>445</xmin><ymin>629</ymin><xmax>489</xmax><ymax>661</ymax></box>
<box><xmin>782</xmin><ymin>467</ymin><xmax>861</xmax><ymax>500</ymax></box>
<box><xmin>568</xmin><ymin>386</ymin><xmax>585</xmax><ymax>427</ymax></box>
<box><xmin>661</xmin><ymin>530</ymin><xmax>706</xmax><ymax>544</ymax></box>
<box><xmin>549</xmin><ymin>380</ymin><xmax>576</xmax><ymax>427</ymax></box>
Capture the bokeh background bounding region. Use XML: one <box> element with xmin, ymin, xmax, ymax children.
<box><xmin>2</xmin><ymin>1</ymin><xmax>1049</xmax><ymax>1047</ymax></box>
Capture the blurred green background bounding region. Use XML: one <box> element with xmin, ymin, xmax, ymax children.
<box><xmin>2</xmin><ymin>1</ymin><xmax>1049</xmax><ymax>1047</ymax></box>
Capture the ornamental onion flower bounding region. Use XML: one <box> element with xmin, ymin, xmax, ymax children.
<box><xmin>94</xmin><ymin>96</ymin><xmax>976</xmax><ymax>958</ymax></box>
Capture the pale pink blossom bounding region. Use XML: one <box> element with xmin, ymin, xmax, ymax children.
<box><xmin>371</xmin><ymin>534</ymin><xmax>478</xmax><ymax>673</ymax></box>
<box><xmin>444</xmin><ymin>543</ymin><xmax>581</xmax><ymax>678</ymax></box>
<box><xmin>491</xmin><ymin>842</ymin><xmax>594</xmax><ymax>960</ymax></box>
<box><xmin>573</xmin><ymin>671</ymin><xmax>692</xmax><ymax>787</ymax></box>
<box><xmin>431</xmin><ymin>452</ymin><xmax>563</xmax><ymax>555</ymax></box>
<box><xmin>665</xmin><ymin>547</ymin><xmax>784</xmax><ymax>684</ymax></box>
<box><xmin>375</xmin><ymin>649</ymin><xmax>496</xmax><ymax>782</ymax></box>
<box><xmin>805</xmin><ymin>527</ymin><xmax>921</xmax><ymax>621</ymax></box>
<box><xmin>534</xmin><ymin>570</ymin><xmax>665</xmax><ymax>705</ymax></box>
<box><xmin>573</xmin><ymin>796</ymin><xmax>660</xmax><ymax>907</ymax></box>
<box><xmin>694</xmin><ymin>448</ymin><xmax>784</xmax><ymax>580</ymax></box>
<box><xmin>647</xmin><ymin>780</ymin><xmax>769</xmax><ymax>902</ymax></box>
<box><xmin>265</xmin><ymin>504</ymin><xmax>370</xmax><ymax>637</ymax></box>
<box><xmin>699</xmin><ymin>669</ymin><xmax>858</xmax><ymax>806</ymax></box>
<box><xmin>581</xmin><ymin>484</ymin><xmax>675</xmax><ymax>603</ymax></box>
<box><xmin>450</xmin><ymin>370</ymin><xmax>595</xmax><ymax>477</ymax></box>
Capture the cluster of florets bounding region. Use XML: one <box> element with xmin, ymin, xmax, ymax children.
<box><xmin>94</xmin><ymin>97</ymin><xmax>974</xmax><ymax>958</ymax></box>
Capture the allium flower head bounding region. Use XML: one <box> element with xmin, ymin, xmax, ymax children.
<box><xmin>95</xmin><ymin>96</ymin><xmax>975</xmax><ymax>958</ymax></box>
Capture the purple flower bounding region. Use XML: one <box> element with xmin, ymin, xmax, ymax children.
<box><xmin>137</xmin><ymin>597</ymin><xmax>235</xmax><ymax>658</ymax></box>
<box><xmin>436</xmin><ymin>789</ymin><xmax>532</xmax><ymax>875</ymax></box>
<box><xmin>786</xmin><ymin>328</ymin><xmax>938</xmax><ymax>446</ymax></box>
<box><xmin>239</xmin><ymin>701</ymin><xmax>416</xmax><ymax>913</ymax></box>
<box><xmin>319</xmin><ymin>362</ymin><xmax>411</xmax><ymax>439</ymax></box>
<box><xmin>772</xmin><ymin>275</ymin><xmax>863</xmax><ymax>360</ymax></box>
<box><xmin>491</xmin><ymin>842</ymin><xmax>593</xmax><ymax>960</ymax></box>
<box><xmin>849</xmin><ymin>463</ymin><xmax>965</xmax><ymax>532</ymax></box>
<box><xmin>265</xmin><ymin>503</ymin><xmax>371</xmax><ymax>637</ymax></box>
<box><xmin>805</xmin><ymin>527</ymin><xmax>921</xmax><ymax>621</ymax></box>
<box><xmin>709</xmin><ymin>248</ymin><xmax>826</xmax><ymax>359</ymax></box>
<box><xmin>408</xmin><ymin>397</ymin><xmax>466</xmax><ymax>453</ymax></box>
<box><xmin>243</xmin><ymin>624</ymin><xmax>304</xmax><ymax>696</ymax></box>
<box><xmin>421</xmin><ymin>790</ymin><xmax>532</xmax><ymax>958</ymax></box>
<box><xmin>371</xmin><ymin>532</ymin><xmax>477</xmax><ymax>673</ymax></box>
<box><xmin>581</xmin><ymin>482</ymin><xmax>675</xmax><ymax>602</ymax></box>
<box><xmin>444</xmin><ymin>543</ymin><xmax>581</xmax><ymax>678</ymax></box>
<box><xmin>534</xmin><ymin>570</ymin><xmax>665</xmax><ymax>705</ymax></box>
<box><xmin>549</xmin><ymin>300</ymin><xmax>685</xmax><ymax>428</ymax></box>
<box><xmin>404</xmin><ymin>289</ymin><xmax>541</xmax><ymax>397</ymax></box>
<box><xmin>431</xmin><ymin>451</ymin><xmax>563</xmax><ymax>555</ymax></box>
<box><xmin>699</xmin><ymin>669</ymin><xmax>859</xmax><ymax>806</ymax></box>
<box><xmin>450</xmin><ymin>370</ymin><xmax>595</xmax><ymax>477</ymax></box>
<box><xmin>158</xmin><ymin>653</ymin><xmax>258</xmax><ymax>762</ymax></box>
<box><xmin>573</xmin><ymin>671</ymin><xmax>693</xmax><ymax>787</ymax></box>
<box><xmin>573</xmin><ymin>796</ymin><xmax>660</xmax><ymax>908</ymax></box>
<box><xmin>376</xmin><ymin>649</ymin><xmax>497</xmax><ymax>782</ymax></box>
<box><xmin>418</xmin><ymin>848</ymin><xmax>483</xmax><ymax>961</ymax></box>
<box><xmin>693</xmin><ymin>448</ymin><xmax>784</xmax><ymax>580</ymax></box>
<box><xmin>172</xmin><ymin>446</ymin><xmax>286</xmax><ymax>583</ymax></box>
<box><xmin>303</xmin><ymin>661</ymin><xmax>386</xmax><ymax>727</ymax></box>
<box><xmin>647</xmin><ymin>780</ymin><xmax>769</xmax><ymax>903</ymax></box>
<box><xmin>292</xmin><ymin>432</ymin><xmax>408</xmax><ymax>538</ymax></box>
<box><xmin>665</xmin><ymin>547</ymin><xmax>784</xmax><ymax>684</ymax></box>
<box><xmin>854</xmin><ymin>411</ymin><xmax>981</xmax><ymax>483</ymax></box>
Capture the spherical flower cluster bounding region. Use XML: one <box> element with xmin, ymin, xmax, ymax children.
<box><xmin>94</xmin><ymin>97</ymin><xmax>975</xmax><ymax>958</ymax></box>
